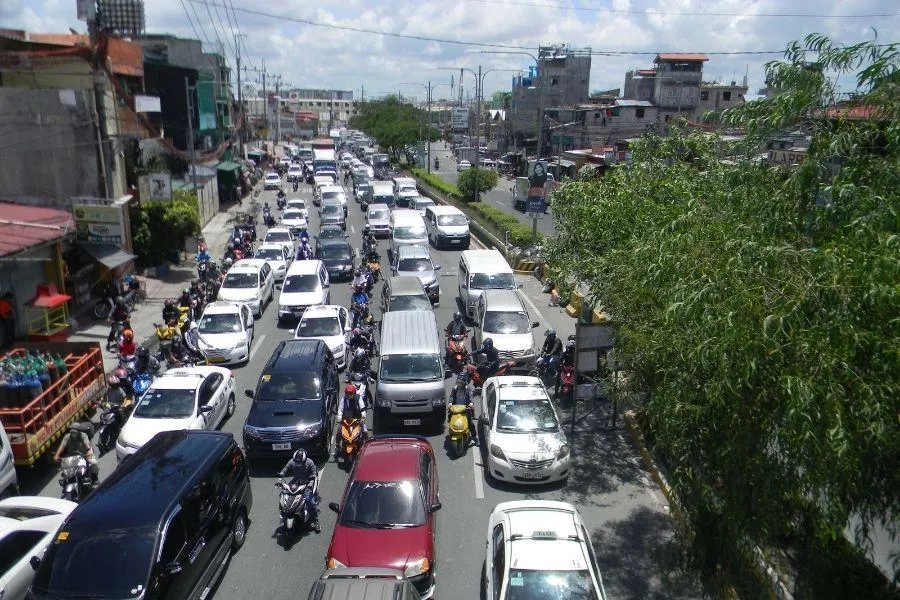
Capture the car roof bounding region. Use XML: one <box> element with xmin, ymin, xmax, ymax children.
<box><xmin>63</xmin><ymin>432</ymin><xmax>235</xmax><ymax>534</ymax></box>
<box><xmin>231</xmin><ymin>258</ymin><xmax>266</xmax><ymax>271</ymax></box>
<box><xmin>386</xmin><ymin>275</ymin><xmax>427</xmax><ymax>296</ymax></box>
<box><xmin>322</xmin><ymin>185</ymin><xmax>345</xmax><ymax>192</ymax></box>
<box><xmin>202</xmin><ymin>300</ymin><xmax>242</xmax><ymax>315</ymax></box>
<box><xmin>287</xmin><ymin>198</ymin><xmax>306</xmax><ymax>204</ymax></box>
<box><xmin>397</xmin><ymin>245</ymin><xmax>431</xmax><ymax>259</ymax></box>
<box><xmin>368</xmin><ymin>203</ymin><xmax>390</xmax><ymax>212</ymax></box>
<box><xmin>482</xmin><ymin>289</ymin><xmax>526</xmax><ymax>311</ymax></box>
<box><xmin>265</xmin><ymin>226</ymin><xmax>292</xmax><ymax>234</ymax></box>
<box><xmin>0</xmin><ymin>497</ymin><xmax>76</xmax><ymax>537</ymax></box>
<box><xmin>319</xmin><ymin>239</ymin><xmax>351</xmax><ymax>249</ymax></box>
<box><xmin>287</xmin><ymin>259</ymin><xmax>324</xmax><ymax>274</ymax></box>
<box><xmin>427</xmin><ymin>204</ymin><xmax>463</xmax><ymax>216</ymax></box>
<box><xmin>150</xmin><ymin>366</ymin><xmax>227</xmax><ymax>389</ymax></box>
<box><xmin>495</xmin><ymin>501</ymin><xmax>589</xmax><ymax>571</ymax></box>
<box><xmin>354</xmin><ymin>436</ymin><xmax>430</xmax><ymax>481</ymax></box>
<box><xmin>263</xmin><ymin>339</ymin><xmax>330</xmax><ymax>374</ymax></box>
<box><xmin>302</xmin><ymin>305</ymin><xmax>343</xmax><ymax>318</ymax></box>
<box><xmin>257</xmin><ymin>242</ymin><xmax>288</xmax><ymax>253</ymax></box>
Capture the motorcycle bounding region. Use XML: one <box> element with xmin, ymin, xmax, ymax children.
<box><xmin>348</xmin><ymin>346</ymin><xmax>370</xmax><ymax>374</ymax></box>
<box><xmin>557</xmin><ymin>364</ymin><xmax>575</xmax><ymax>404</ymax></box>
<box><xmin>105</xmin><ymin>320</ymin><xmax>128</xmax><ymax>351</ymax></box>
<box><xmin>59</xmin><ymin>454</ymin><xmax>94</xmax><ymax>502</ymax></box>
<box><xmin>276</xmin><ymin>190</ymin><xmax>287</xmax><ymax>209</ymax></box>
<box><xmin>97</xmin><ymin>400</ymin><xmax>130</xmax><ymax>453</ymax></box>
<box><xmin>337</xmin><ymin>417</ymin><xmax>364</xmax><ymax>469</ymax></box>
<box><xmin>447</xmin><ymin>404</ymin><xmax>473</xmax><ymax>458</ymax></box>
<box><xmin>365</xmin><ymin>255</ymin><xmax>381</xmax><ymax>281</ymax></box>
<box><xmin>446</xmin><ymin>333</ymin><xmax>470</xmax><ymax>374</ymax></box>
<box><xmin>463</xmin><ymin>353</ymin><xmax>517</xmax><ymax>390</ymax></box>
<box><xmin>292</xmin><ymin>180</ymin><xmax>299</xmax><ymax>192</ymax></box>
<box><xmin>275</xmin><ymin>478</ymin><xmax>318</xmax><ymax>535</ymax></box>
<box><xmin>531</xmin><ymin>354</ymin><xmax>559</xmax><ymax>384</ymax></box>
<box><xmin>434</xmin><ymin>158</ymin><xmax>440</xmax><ymax>169</ymax></box>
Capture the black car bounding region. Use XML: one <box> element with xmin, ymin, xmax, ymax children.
<box><xmin>29</xmin><ymin>431</ymin><xmax>252</xmax><ymax>600</ymax></box>
<box><xmin>315</xmin><ymin>225</ymin><xmax>347</xmax><ymax>255</ymax></box>
<box><xmin>243</xmin><ymin>339</ymin><xmax>338</xmax><ymax>460</ymax></box>
<box><xmin>317</xmin><ymin>240</ymin><xmax>355</xmax><ymax>281</ymax></box>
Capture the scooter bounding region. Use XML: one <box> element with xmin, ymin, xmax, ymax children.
<box><xmin>59</xmin><ymin>454</ymin><xmax>95</xmax><ymax>502</ymax></box>
<box><xmin>463</xmin><ymin>353</ymin><xmax>517</xmax><ymax>390</ymax></box>
<box><xmin>337</xmin><ymin>417</ymin><xmax>364</xmax><ymax>469</ymax></box>
<box><xmin>97</xmin><ymin>400</ymin><xmax>130</xmax><ymax>453</ymax></box>
<box><xmin>275</xmin><ymin>478</ymin><xmax>319</xmax><ymax>535</ymax></box>
<box><xmin>446</xmin><ymin>333</ymin><xmax>470</xmax><ymax>374</ymax></box>
<box><xmin>557</xmin><ymin>364</ymin><xmax>575</xmax><ymax>405</ymax></box>
<box><xmin>447</xmin><ymin>404</ymin><xmax>473</xmax><ymax>458</ymax></box>
<box><xmin>292</xmin><ymin>180</ymin><xmax>299</xmax><ymax>192</ymax></box>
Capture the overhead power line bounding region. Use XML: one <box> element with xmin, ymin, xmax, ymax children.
<box><xmin>464</xmin><ymin>0</ymin><xmax>899</xmax><ymax>19</ymax></box>
<box><xmin>179</xmin><ymin>0</ymin><xmax>204</xmax><ymax>44</ymax></box>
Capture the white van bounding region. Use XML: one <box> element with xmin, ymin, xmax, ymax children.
<box><xmin>392</xmin><ymin>176</ymin><xmax>417</xmax><ymax>207</ymax></box>
<box><xmin>425</xmin><ymin>205</ymin><xmax>470</xmax><ymax>249</ymax></box>
<box><xmin>278</xmin><ymin>259</ymin><xmax>330</xmax><ymax>322</ymax></box>
<box><xmin>0</xmin><ymin>424</ymin><xmax>18</xmax><ymax>497</ymax></box>
<box><xmin>370</xmin><ymin>181</ymin><xmax>395</xmax><ymax>208</ymax></box>
<box><xmin>389</xmin><ymin>209</ymin><xmax>428</xmax><ymax>259</ymax></box>
<box><xmin>457</xmin><ymin>249</ymin><xmax>516</xmax><ymax>318</ymax></box>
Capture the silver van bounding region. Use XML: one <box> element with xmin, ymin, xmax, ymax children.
<box><xmin>0</xmin><ymin>424</ymin><xmax>18</xmax><ymax>497</ymax></box>
<box><xmin>473</xmin><ymin>289</ymin><xmax>540</xmax><ymax>368</ymax></box>
<box><xmin>375</xmin><ymin>311</ymin><xmax>445</xmax><ymax>430</ymax></box>
<box><xmin>457</xmin><ymin>249</ymin><xmax>516</xmax><ymax>319</ymax></box>
<box><xmin>307</xmin><ymin>568</ymin><xmax>419</xmax><ymax>600</ymax></box>
<box><xmin>425</xmin><ymin>205</ymin><xmax>470</xmax><ymax>249</ymax></box>
<box><xmin>389</xmin><ymin>209</ymin><xmax>428</xmax><ymax>260</ymax></box>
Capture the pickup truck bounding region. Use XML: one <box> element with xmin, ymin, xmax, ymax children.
<box><xmin>0</xmin><ymin>342</ymin><xmax>106</xmax><ymax>467</ymax></box>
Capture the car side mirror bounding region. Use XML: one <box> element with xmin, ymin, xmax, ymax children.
<box><xmin>244</xmin><ymin>389</ymin><xmax>254</xmax><ymax>399</ymax></box>
<box><xmin>199</xmin><ymin>404</ymin><xmax>213</xmax><ymax>414</ymax></box>
<box><xmin>328</xmin><ymin>502</ymin><xmax>341</xmax><ymax>513</ymax></box>
<box><xmin>434</xmin><ymin>264</ymin><xmax>441</xmax><ymax>270</ymax></box>
<box><xmin>163</xmin><ymin>561</ymin><xmax>183</xmax><ymax>577</ymax></box>
<box><xmin>532</xmin><ymin>321</ymin><xmax>540</xmax><ymax>328</ymax></box>
<box><xmin>429</xmin><ymin>502</ymin><xmax>442</xmax><ymax>513</ymax></box>
<box><xmin>30</xmin><ymin>555</ymin><xmax>41</xmax><ymax>571</ymax></box>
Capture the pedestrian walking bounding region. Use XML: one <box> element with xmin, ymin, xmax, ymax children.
<box><xmin>0</xmin><ymin>292</ymin><xmax>16</xmax><ymax>349</ymax></box>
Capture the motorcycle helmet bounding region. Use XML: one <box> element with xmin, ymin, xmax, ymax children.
<box><xmin>182</xmin><ymin>288</ymin><xmax>190</xmax><ymax>296</ymax></box>
<box><xmin>136</xmin><ymin>346</ymin><xmax>149</xmax><ymax>359</ymax></box>
<box><xmin>345</xmin><ymin>383</ymin><xmax>358</xmax><ymax>396</ymax></box>
<box><xmin>365</xmin><ymin>315</ymin><xmax>375</xmax><ymax>325</ymax></box>
<box><xmin>226</xmin><ymin>243</ymin><xmax>234</xmax><ymax>251</ymax></box>
<box><xmin>164</xmin><ymin>298</ymin><xmax>174</xmax><ymax>308</ymax></box>
<box><xmin>352</xmin><ymin>328</ymin><xmax>361</xmax><ymax>337</ymax></box>
<box><xmin>293</xmin><ymin>449</ymin><xmax>307</xmax><ymax>463</ymax></box>
<box><xmin>363</xmin><ymin>224</ymin><xmax>371</xmax><ymax>232</ymax></box>
<box><xmin>189</xmin><ymin>321</ymin><xmax>198</xmax><ymax>331</ymax></box>
<box><xmin>453</xmin><ymin>311</ymin><xmax>462</xmax><ymax>322</ymax></box>
<box><xmin>566</xmin><ymin>334</ymin><xmax>576</xmax><ymax>349</ymax></box>
<box><xmin>482</xmin><ymin>338</ymin><xmax>494</xmax><ymax>350</ymax></box>
<box><xmin>544</xmin><ymin>328</ymin><xmax>556</xmax><ymax>338</ymax></box>
<box><xmin>114</xmin><ymin>367</ymin><xmax>128</xmax><ymax>380</ymax></box>
<box><xmin>115</xmin><ymin>296</ymin><xmax>125</xmax><ymax>307</ymax></box>
<box><xmin>123</xmin><ymin>329</ymin><xmax>134</xmax><ymax>341</ymax></box>
<box><xmin>106</xmin><ymin>373</ymin><xmax>120</xmax><ymax>386</ymax></box>
<box><xmin>223</xmin><ymin>258</ymin><xmax>233</xmax><ymax>268</ymax></box>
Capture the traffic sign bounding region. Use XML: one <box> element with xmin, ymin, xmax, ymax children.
<box><xmin>526</xmin><ymin>197</ymin><xmax>545</xmax><ymax>214</ymax></box>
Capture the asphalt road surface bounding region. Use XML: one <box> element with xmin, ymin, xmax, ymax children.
<box><xmin>19</xmin><ymin>174</ymin><xmax>698</xmax><ymax>600</ymax></box>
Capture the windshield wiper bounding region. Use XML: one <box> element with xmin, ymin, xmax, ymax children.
<box><xmin>341</xmin><ymin>519</ymin><xmax>378</xmax><ymax>528</ymax></box>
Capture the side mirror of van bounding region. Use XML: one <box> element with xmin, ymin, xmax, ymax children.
<box><xmin>244</xmin><ymin>389</ymin><xmax>254</xmax><ymax>399</ymax></box>
<box><xmin>328</xmin><ymin>502</ymin><xmax>341</xmax><ymax>513</ymax></box>
<box><xmin>30</xmin><ymin>556</ymin><xmax>41</xmax><ymax>571</ymax></box>
<box><xmin>163</xmin><ymin>562</ymin><xmax>184</xmax><ymax>577</ymax></box>
<box><xmin>434</xmin><ymin>264</ymin><xmax>441</xmax><ymax>270</ymax></box>
<box><xmin>532</xmin><ymin>321</ymin><xmax>540</xmax><ymax>328</ymax></box>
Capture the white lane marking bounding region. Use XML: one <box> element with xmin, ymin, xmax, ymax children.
<box><xmin>249</xmin><ymin>334</ymin><xmax>267</xmax><ymax>360</ymax></box>
<box><xmin>350</xmin><ymin>225</ymin><xmax>356</xmax><ymax>234</ymax></box>
<box><xmin>473</xmin><ymin>449</ymin><xmax>485</xmax><ymax>499</ymax></box>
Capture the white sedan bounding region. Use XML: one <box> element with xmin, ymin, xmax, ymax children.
<box><xmin>478</xmin><ymin>375</ymin><xmax>570</xmax><ymax>484</ymax></box>
<box><xmin>196</xmin><ymin>301</ymin><xmax>255</xmax><ymax>365</ymax></box>
<box><xmin>281</xmin><ymin>209</ymin><xmax>309</xmax><ymax>236</ymax></box>
<box><xmin>254</xmin><ymin>243</ymin><xmax>292</xmax><ymax>281</ymax></box>
<box><xmin>116</xmin><ymin>366</ymin><xmax>235</xmax><ymax>462</ymax></box>
<box><xmin>286</xmin><ymin>198</ymin><xmax>310</xmax><ymax>220</ymax></box>
<box><xmin>262</xmin><ymin>227</ymin><xmax>295</xmax><ymax>257</ymax></box>
<box><xmin>264</xmin><ymin>172</ymin><xmax>282</xmax><ymax>190</ymax></box>
<box><xmin>0</xmin><ymin>496</ymin><xmax>77</xmax><ymax>600</ymax></box>
<box><xmin>457</xmin><ymin>160</ymin><xmax>472</xmax><ymax>172</ymax></box>
<box><xmin>294</xmin><ymin>305</ymin><xmax>351</xmax><ymax>369</ymax></box>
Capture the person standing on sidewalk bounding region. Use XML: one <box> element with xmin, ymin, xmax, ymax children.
<box><xmin>0</xmin><ymin>292</ymin><xmax>16</xmax><ymax>349</ymax></box>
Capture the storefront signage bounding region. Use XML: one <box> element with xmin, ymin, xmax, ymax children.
<box><xmin>138</xmin><ymin>172</ymin><xmax>172</xmax><ymax>201</ymax></box>
<box><xmin>72</xmin><ymin>202</ymin><xmax>126</xmax><ymax>245</ymax></box>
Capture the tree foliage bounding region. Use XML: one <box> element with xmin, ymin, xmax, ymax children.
<box><xmin>349</xmin><ymin>96</ymin><xmax>438</xmax><ymax>162</ymax></box>
<box><xmin>457</xmin><ymin>167</ymin><xmax>499</xmax><ymax>201</ymax></box>
<box><xmin>131</xmin><ymin>189</ymin><xmax>201</xmax><ymax>267</ymax></box>
<box><xmin>547</xmin><ymin>35</ymin><xmax>899</xmax><ymax>592</ymax></box>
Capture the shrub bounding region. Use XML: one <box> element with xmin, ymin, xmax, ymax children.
<box><xmin>131</xmin><ymin>190</ymin><xmax>201</xmax><ymax>267</ymax></box>
<box><xmin>471</xmin><ymin>203</ymin><xmax>542</xmax><ymax>248</ymax></box>
<box><xmin>411</xmin><ymin>168</ymin><xmax>460</xmax><ymax>199</ymax></box>
<box><xmin>457</xmin><ymin>167</ymin><xmax>499</xmax><ymax>202</ymax></box>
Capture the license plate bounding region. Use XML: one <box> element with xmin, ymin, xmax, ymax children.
<box><xmin>272</xmin><ymin>443</ymin><xmax>291</xmax><ymax>451</ymax></box>
<box><xmin>451</xmin><ymin>239</ymin><xmax>460</xmax><ymax>244</ymax></box>
<box><xmin>521</xmin><ymin>471</ymin><xmax>544</xmax><ymax>479</ymax></box>
<box><xmin>403</xmin><ymin>419</ymin><xmax>421</xmax><ymax>426</ymax></box>
<box><xmin>207</xmin><ymin>357</ymin><xmax>226</xmax><ymax>363</ymax></box>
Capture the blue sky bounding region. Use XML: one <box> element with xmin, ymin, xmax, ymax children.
<box><xmin>4</xmin><ymin>0</ymin><xmax>898</xmax><ymax>101</ymax></box>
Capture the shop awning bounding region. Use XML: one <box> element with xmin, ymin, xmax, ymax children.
<box><xmin>247</xmin><ymin>150</ymin><xmax>264</xmax><ymax>158</ymax></box>
<box><xmin>79</xmin><ymin>243</ymin><xmax>136</xmax><ymax>269</ymax></box>
<box><xmin>216</xmin><ymin>161</ymin><xmax>243</xmax><ymax>187</ymax></box>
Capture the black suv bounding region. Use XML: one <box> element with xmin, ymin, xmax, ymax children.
<box><xmin>243</xmin><ymin>339</ymin><xmax>338</xmax><ymax>460</ymax></box>
<box><xmin>29</xmin><ymin>431</ymin><xmax>252</xmax><ymax>600</ymax></box>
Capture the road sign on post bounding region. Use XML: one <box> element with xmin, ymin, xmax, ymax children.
<box><xmin>572</xmin><ymin>321</ymin><xmax>618</xmax><ymax>432</ymax></box>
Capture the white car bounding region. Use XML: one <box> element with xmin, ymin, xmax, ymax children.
<box><xmin>294</xmin><ymin>305</ymin><xmax>351</xmax><ymax>368</ymax></box>
<box><xmin>479</xmin><ymin>375</ymin><xmax>570</xmax><ymax>484</ymax></box>
<box><xmin>254</xmin><ymin>242</ymin><xmax>292</xmax><ymax>281</ymax></box>
<box><xmin>264</xmin><ymin>171</ymin><xmax>282</xmax><ymax>190</ymax></box>
<box><xmin>263</xmin><ymin>226</ymin><xmax>295</xmax><ymax>257</ymax></box>
<box><xmin>287</xmin><ymin>165</ymin><xmax>304</xmax><ymax>181</ymax></box>
<box><xmin>484</xmin><ymin>501</ymin><xmax>608</xmax><ymax>600</ymax></box>
<box><xmin>278</xmin><ymin>260</ymin><xmax>330</xmax><ymax>322</ymax></box>
<box><xmin>217</xmin><ymin>258</ymin><xmax>275</xmax><ymax>317</ymax></box>
<box><xmin>281</xmin><ymin>209</ymin><xmax>309</xmax><ymax>236</ymax></box>
<box><xmin>321</xmin><ymin>185</ymin><xmax>348</xmax><ymax>216</ymax></box>
<box><xmin>286</xmin><ymin>198</ymin><xmax>310</xmax><ymax>220</ymax></box>
<box><xmin>457</xmin><ymin>160</ymin><xmax>472</xmax><ymax>171</ymax></box>
<box><xmin>196</xmin><ymin>301</ymin><xmax>255</xmax><ymax>365</ymax></box>
<box><xmin>115</xmin><ymin>366</ymin><xmax>236</xmax><ymax>462</ymax></box>
<box><xmin>0</xmin><ymin>496</ymin><xmax>77</xmax><ymax>600</ymax></box>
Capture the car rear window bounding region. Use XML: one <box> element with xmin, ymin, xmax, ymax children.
<box><xmin>256</xmin><ymin>372</ymin><xmax>321</xmax><ymax>401</ymax></box>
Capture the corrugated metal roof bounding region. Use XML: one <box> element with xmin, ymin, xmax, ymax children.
<box><xmin>616</xmin><ymin>99</ymin><xmax>654</xmax><ymax>107</ymax></box>
<box><xmin>4</xmin><ymin>32</ymin><xmax>143</xmax><ymax>77</ymax></box>
<box><xmin>656</xmin><ymin>53</ymin><xmax>709</xmax><ymax>62</ymax></box>
<box><xmin>0</xmin><ymin>202</ymin><xmax>74</xmax><ymax>258</ymax></box>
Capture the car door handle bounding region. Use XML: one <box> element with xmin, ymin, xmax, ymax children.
<box><xmin>189</xmin><ymin>537</ymin><xmax>206</xmax><ymax>564</ymax></box>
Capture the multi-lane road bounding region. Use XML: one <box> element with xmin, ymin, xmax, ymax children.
<box><xmin>19</xmin><ymin>174</ymin><xmax>697</xmax><ymax>600</ymax></box>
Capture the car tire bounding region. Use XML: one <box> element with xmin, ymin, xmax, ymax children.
<box><xmin>231</xmin><ymin>509</ymin><xmax>248</xmax><ymax>551</ymax></box>
<box><xmin>226</xmin><ymin>394</ymin><xmax>236</xmax><ymax>418</ymax></box>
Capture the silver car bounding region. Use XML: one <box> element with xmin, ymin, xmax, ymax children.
<box><xmin>319</xmin><ymin>199</ymin><xmax>346</xmax><ymax>231</ymax></box>
<box><xmin>365</xmin><ymin>203</ymin><xmax>392</xmax><ymax>237</ymax></box>
<box><xmin>391</xmin><ymin>245</ymin><xmax>441</xmax><ymax>306</ymax></box>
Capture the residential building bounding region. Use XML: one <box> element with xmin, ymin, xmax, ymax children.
<box><xmin>697</xmin><ymin>79</ymin><xmax>749</xmax><ymax>118</ymax></box>
<box><xmin>623</xmin><ymin>54</ymin><xmax>709</xmax><ymax>126</ymax></box>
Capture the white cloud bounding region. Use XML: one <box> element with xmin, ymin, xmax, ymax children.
<box><xmin>6</xmin><ymin>0</ymin><xmax>899</xmax><ymax>97</ymax></box>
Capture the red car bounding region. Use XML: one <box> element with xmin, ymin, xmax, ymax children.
<box><xmin>326</xmin><ymin>435</ymin><xmax>441</xmax><ymax>598</ymax></box>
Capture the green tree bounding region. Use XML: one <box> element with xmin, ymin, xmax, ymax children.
<box><xmin>456</xmin><ymin>167</ymin><xmax>499</xmax><ymax>201</ymax></box>
<box><xmin>131</xmin><ymin>190</ymin><xmax>201</xmax><ymax>267</ymax></box>
<box><xmin>547</xmin><ymin>35</ymin><xmax>898</xmax><ymax>594</ymax></box>
<box><xmin>349</xmin><ymin>96</ymin><xmax>438</xmax><ymax>162</ymax></box>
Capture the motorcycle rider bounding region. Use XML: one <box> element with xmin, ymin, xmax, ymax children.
<box><xmin>105</xmin><ymin>372</ymin><xmax>128</xmax><ymax>406</ymax></box>
<box><xmin>555</xmin><ymin>334</ymin><xmax>576</xmax><ymax>397</ymax></box>
<box><xmin>445</xmin><ymin>312</ymin><xmax>469</xmax><ymax>364</ymax></box>
<box><xmin>297</xmin><ymin>237</ymin><xmax>313</xmax><ymax>260</ymax></box>
<box><xmin>334</xmin><ymin>383</ymin><xmax>368</xmax><ymax>454</ymax></box>
<box><xmin>539</xmin><ymin>328</ymin><xmax>564</xmax><ymax>375</ymax></box>
<box><xmin>106</xmin><ymin>297</ymin><xmax>130</xmax><ymax>348</ymax></box>
<box><xmin>53</xmin><ymin>426</ymin><xmax>99</xmax><ymax>483</ymax></box>
<box><xmin>351</xmin><ymin>267</ymin><xmax>369</xmax><ymax>291</ymax></box>
<box><xmin>183</xmin><ymin>321</ymin><xmax>204</xmax><ymax>362</ymax></box>
<box><xmin>118</xmin><ymin>328</ymin><xmax>137</xmax><ymax>356</ymax></box>
<box><xmin>362</xmin><ymin>225</ymin><xmax>376</xmax><ymax>252</ymax></box>
<box><xmin>178</xmin><ymin>287</ymin><xmax>192</xmax><ymax>309</ymax></box>
<box><xmin>448</xmin><ymin>374</ymin><xmax>477</xmax><ymax>445</ymax></box>
<box><xmin>277</xmin><ymin>449</ymin><xmax>320</xmax><ymax>533</ymax></box>
<box><xmin>134</xmin><ymin>345</ymin><xmax>160</xmax><ymax>376</ymax></box>
<box><xmin>162</xmin><ymin>298</ymin><xmax>180</xmax><ymax>326</ymax></box>
<box><xmin>476</xmin><ymin>338</ymin><xmax>500</xmax><ymax>381</ymax></box>
<box><xmin>166</xmin><ymin>336</ymin><xmax>191</xmax><ymax>367</ymax></box>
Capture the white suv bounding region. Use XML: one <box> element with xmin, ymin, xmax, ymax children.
<box><xmin>484</xmin><ymin>501</ymin><xmax>608</xmax><ymax>600</ymax></box>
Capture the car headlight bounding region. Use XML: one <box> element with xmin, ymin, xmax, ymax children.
<box><xmin>490</xmin><ymin>444</ymin><xmax>507</xmax><ymax>461</ymax></box>
<box><xmin>243</xmin><ymin>425</ymin><xmax>261</xmax><ymax>439</ymax></box>
<box><xmin>432</xmin><ymin>396</ymin><xmax>445</xmax><ymax>407</ymax></box>
<box><xmin>377</xmin><ymin>396</ymin><xmax>391</xmax><ymax>408</ymax></box>
<box><xmin>233</xmin><ymin>340</ymin><xmax>247</xmax><ymax>350</ymax></box>
<box><xmin>404</xmin><ymin>557</ymin><xmax>431</xmax><ymax>578</ymax></box>
<box><xmin>297</xmin><ymin>420</ymin><xmax>323</xmax><ymax>436</ymax></box>
<box><xmin>334</xmin><ymin>344</ymin><xmax>344</xmax><ymax>354</ymax></box>
<box><xmin>327</xmin><ymin>557</ymin><xmax>346</xmax><ymax>569</ymax></box>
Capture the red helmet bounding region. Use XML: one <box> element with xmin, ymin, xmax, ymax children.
<box><xmin>344</xmin><ymin>383</ymin><xmax>357</xmax><ymax>395</ymax></box>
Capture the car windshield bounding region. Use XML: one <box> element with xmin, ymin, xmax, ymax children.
<box><xmin>389</xmin><ymin>295</ymin><xmax>432</xmax><ymax>312</ymax></box>
<box><xmin>223</xmin><ymin>272</ymin><xmax>259</xmax><ymax>288</ymax></box>
<box><xmin>323</xmin><ymin>191</ymin><xmax>343</xmax><ymax>200</ymax></box>
<box><xmin>483</xmin><ymin>311</ymin><xmax>530</xmax><ymax>334</ymax></box>
<box><xmin>297</xmin><ymin>316</ymin><xmax>342</xmax><ymax>337</ymax></box>
<box><xmin>368</xmin><ymin>209</ymin><xmax>389</xmax><ymax>220</ymax></box>
<box><xmin>398</xmin><ymin>258</ymin><xmax>431</xmax><ymax>272</ymax></box>
<box><xmin>379</xmin><ymin>353</ymin><xmax>442</xmax><ymax>382</ymax></box>
<box><xmin>256</xmin><ymin>373</ymin><xmax>321</xmax><ymax>401</ymax></box>
<box><xmin>414</xmin><ymin>200</ymin><xmax>435</xmax><ymax>210</ymax></box>
<box><xmin>438</xmin><ymin>214</ymin><xmax>467</xmax><ymax>226</ymax></box>
<box><xmin>265</xmin><ymin>231</ymin><xmax>291</xmax><ymax>242</ymax></box>
<box><xmin>283</xmin><ymin>274</ymin><xmax>321</xmax><ymax>293</ymax></box>
<box><xmin>288</xmin><ymin>201</ymin><xmax>306</xmax><ymax>210</ymax></box>
<box><xmin>319</xmin><ymin>228</ymin><xmax>343</xmax><ymax>240</ymax></box>
<box><xmin>199</xmin><ymin>313</ymin><xmax>241</xmax><ymax>334</ymax></box>
<box><xmin>470</xmin><ymin>272</ymin><xmax>516</xmax><ymax>290</ymax></box>
<box><xmin>29</xmin><ymin>524</ymin><xmax>157</xmax><ymax>600</ymax></box>
<box><xmin>265</xmin><ymin>174</ymin><xmax>279</xmax><ymax>180</ymax></box>
<box><xmin>133</xmin><ymin>388</ymin><xmax>196</xmax><ymax>418</ymax></box>
<box><xmin>321</xmin><ymin>245</ymin><xmax>352</xmax><ymax>260</ymax></box>
<box><xmin>339</xmin><ymin>480</ymin><xmax>426</xmax><ymax>528</ymax></box>
<box><xmin>504</xmin><ymin>569</ymin><xmax>599</xmax><ymax>600</ymax></box>
<box><xmin>394</xmin><ymin>226</ymin><xmax>426</xmax><ymax>239</ymax></box>
<box><xmin>255</xmin><ymin>247</ymin><xmax>284</xmax><ymax>261</ymax></box>
<box><xmin>322</xmin><ymin>204</ymin><xmax>341</xmax><ymax>215</ymax></box>
<box><xmin>284</xmin><ymin>210</ymin><xmax>305</xmax><ymax>221</ymax></box>
<box><xmin>496</xmin><ymin>398</ymin><xmax>559</xmax><ymax>432</ymax></box>
<box><xmin>373</xmin><ymin>194</ymin><xmax>394</xmax><ymax>203</ymax></box>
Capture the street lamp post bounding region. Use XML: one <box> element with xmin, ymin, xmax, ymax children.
<box><xmin>400</xmin><ymin>81</ymin><xmax>450</xmax><ymax>173</ymax></box>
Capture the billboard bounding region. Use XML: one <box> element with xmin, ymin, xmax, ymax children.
<box><xmin>451</xmin><ymin>107</ymin><xmax>469</xmax><ymax>131</ymax></box>
<box><xmin>73</xmin><ymin>202</ymin><xmax>127</xmax><ymax>246</ymax></box>
<box><xmin>138</xmin><ymin>172</ymin><xmax>172</xmax><ymax>201</ymax></box>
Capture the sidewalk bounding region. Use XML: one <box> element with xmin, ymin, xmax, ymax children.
<box><xmin>68</xmin><ymin>198</ymin><xmax>260</xmax><ymax>373</ymax></box>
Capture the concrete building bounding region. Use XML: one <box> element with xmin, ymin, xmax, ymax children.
<box><xmin>623</xmin><ymin>54</ymin><xmax>709</xmax><ymax>127</ymax></box>
<box><xmin>697</xmin><ymin>80</ymin><xmax>749</xmax><ymax>118</ymax></box>
<box><xmin>509</xmin><ymin>44</ymin><xmax>592</xmax><ymax>155</ymax></box>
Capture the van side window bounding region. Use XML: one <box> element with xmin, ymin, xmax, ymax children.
<box><xmin>159</xmin><ymin>512</ymin><xmax>187</xmax><ymax>565</ymax></box>
<box><xmin>485</xmin><ymin>383</ymin><xmax>497</xmax><ymax>425</ymax></box>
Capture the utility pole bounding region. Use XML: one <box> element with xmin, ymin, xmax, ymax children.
<box><xmin>426</xmin><ymin>81</ymin><xmax>432</xmax><ymax>174</ymax></box>
<box><xmin>272</xmin><ymin>74</ymin><xmax>282</xmax><ymax>144</ymax></box>
<box><xmin>87</xmin><ymin>17</ymin><xmax>112</xmax><ymax>199</ymax></box>
<box><xmin>234</xmin><ymin>33</ymin><xmax>244</xmax><ymax>159</ymax></box>
<box><xmin>261</xmin><ymin>60</ymin><xmax>268</xmax><ymax>144</ymax></box>
<box><xmin>475</xmin><ymin>65</ymin><xmax>482</xmax><ymax>203</ymax></box>
<box><xmin>185</xmin><ymin>77</ymin><xmax>198</xmax><ymax>191</ymax></box>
